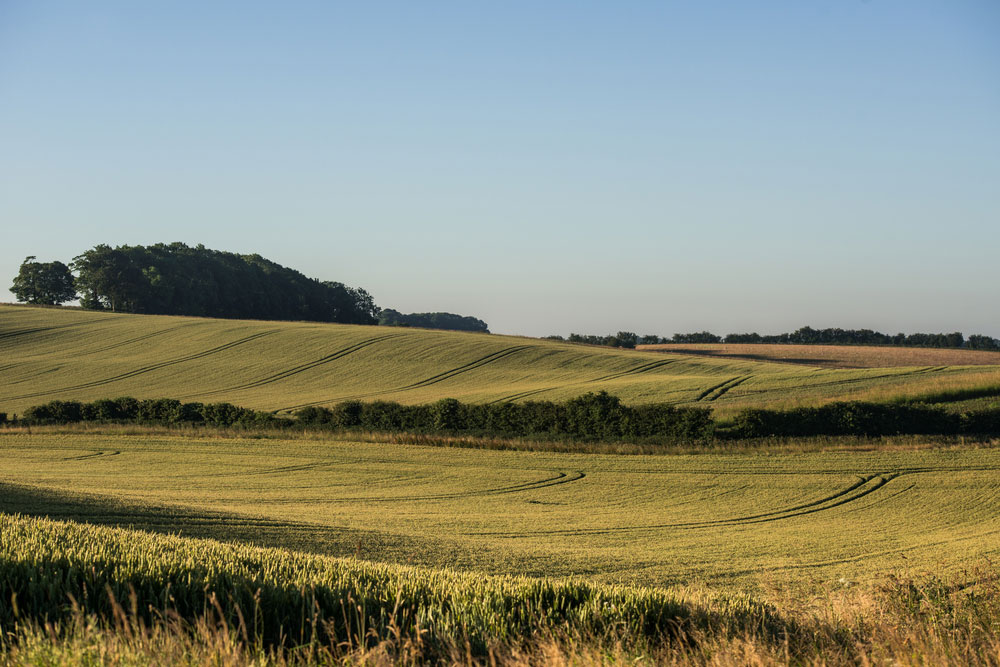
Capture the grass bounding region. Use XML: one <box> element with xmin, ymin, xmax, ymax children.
<box><xmin>3</xmin><ymin>304</ymin><xmax>1000</xmax><ymax>417</ymax></box>
<box><xmin>2</xmin><ymin>514</ymin><xmax>999</xmax><ymax>665</ymax></box>
<box><xmin>3</xmin><ymin>430</ymin><xmax>1000</xmax><ymax>589</ymax></box>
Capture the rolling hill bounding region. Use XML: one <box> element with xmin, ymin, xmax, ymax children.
<box><xmin>2</xmin><ymin>304</ymin><xmax>998</xmax><ymax>416</ymax></box>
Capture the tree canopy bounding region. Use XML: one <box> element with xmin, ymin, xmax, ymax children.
<box><xmin>10</xmin><ymin>256</ymin><xmax>77</xmax><ymax>305</ymax></box>
<box><xmin>378</xmin><ymin>309</ymin><xmax>489</xmax><ymax>333</ymax></box>
<box><xmin>70</xmin><ymin>243</ymin><xmax>379</xmax><ymax>324</ymax></box>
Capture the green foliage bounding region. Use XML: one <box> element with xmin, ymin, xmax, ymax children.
<box><xmin>23</xmin><ymin>397</ymin><xmax>288</xmax><ymax>428</ymax></box>
<box><xmin>729</xmin><ymin>401</ymin><xmax>970</xmax><ymax>438</ymax></box>
<box><xmin>19</xmin><ymin>393</ymin><xmax>1000</xmax><ymax>440</ymax></box>
<box><xmin>10</xmin><ymin>256</ymin><xmax>77</xmax><ymax>305</ymax></box>
<box><xmin>0</xmin><ymin>515</ymin><xmax>715</xmax><ymax>655</ymax></box>
<box><xmin>567</xmin><ymin>331</ymin><xmax>639</xmax><ymax>348</ymax></box>
<box><xmin>378</xmin><ymin>308</ymin><xmax>489</xmax><ymax>332</ymax></box>
<box><xmin>289</xmin><ymin>392</ymin><xmax>716</xmax><ymax>440</ymax></box>
<box><xmin>70</xmin><ymin>242</ymin><xmax>379</xmax><ymax>323</ymax></box>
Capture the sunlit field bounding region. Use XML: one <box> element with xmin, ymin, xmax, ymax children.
<box><xmin>4</xmin><ymin>430</ymin><xmax>999</xmax><ymax>588</ymax></box>
<box><xmin>3</xmin><ymin>305</ymin><xmax>999</xmax><ymax>419</ymax></box>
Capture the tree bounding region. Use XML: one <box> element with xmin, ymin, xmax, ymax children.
<box><xmin>10</xmin><ymin>256</ymin><xmax>77</xmax><ymax>305</ymax></box>
<box><xmin>69</xmin><ymin>242</ymin><xmax>379</xmax><ymax>323</ymax></box>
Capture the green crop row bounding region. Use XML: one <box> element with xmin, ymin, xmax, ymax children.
<box><xmin>0</xmin><ymin>514</ymin><xmax>776</xmax><ymax>657</ymax></box>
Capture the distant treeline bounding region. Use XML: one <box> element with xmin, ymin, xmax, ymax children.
<box><xmin>10</xmin><ymin>393</ymin><xmax>1000</xmax><ymax>441</ymax></box>
<box><xmin>546</xmin><ymin>332</ymin><xmax>644</xmax><ymax>348</ymax></box>
<box><xmin>10</xmin><ymin>244</ymin><xmax>489</xmax><ymax>331</ymax></box>
<box><xmin>549</xmin><ymin>326</ymin><xmax>1000</xmax><ymax>351</ymax></box>
<box><xmin>378</xmin><ymin>309</ymin><xmax>489</xmax><ymax>332</ymax></box>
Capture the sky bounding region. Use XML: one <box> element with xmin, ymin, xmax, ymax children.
<box><xmin>1</xmin><ymin>1</ymin><xmax>998</xmax><ymax>337</ymax></box>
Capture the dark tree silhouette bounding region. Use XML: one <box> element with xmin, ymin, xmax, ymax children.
<box><xmin>10</xmin><ymin>256</ymin><xmax>77</xmax><ymax>305</ymax></box>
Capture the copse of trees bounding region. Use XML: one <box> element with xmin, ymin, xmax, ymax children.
<box><xmin>65</xmin><ymin>243</ymin><xmax>379</xmax><ymax>324</ymax></box>
<box><xmin>550</xmin><ymin>332</ymin><xmax>640</xmax><ymax>348</ymax></box>
<box><xmin>378</xmin><ymin>309</ymin><xmax>489</xmax><ymax>332</ymax></box>
<box><xmin>10</xmin><ymin>256</ymin><xmax>77</xmax><ymax>305</ymax></box>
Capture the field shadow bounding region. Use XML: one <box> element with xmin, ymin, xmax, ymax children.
<box><xmin>654</xmin><ymin>348</ymin><xmax>845</xmax><ymax>368</ymax></box>
<box><xmin>0</xmin><ymin>481</ymin><xmax>499</xmax><ymax>571</ymax></box>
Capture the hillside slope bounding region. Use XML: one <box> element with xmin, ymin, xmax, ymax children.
<box><xmin>2</xmin><ymin>305</ymin><xmax>998</xmax><ymax>415</ymax></box>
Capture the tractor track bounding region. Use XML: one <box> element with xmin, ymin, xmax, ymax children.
<box><xmin>0</xmin><ymin>331</ymin><xmax>276</xmax><ymax>402</ymax></box>
<box><xmin>468</xmin><ymin>473</ymin><xmax>902</xmax><ymax>537</ymax></box>
<box><xmin>324</xmin><ymin>470</ymin><xmax>587</xmax><ymax>503</ymax></box>
<box><xmin>182</xmin><ymin>333</ymin><xmax>404</xmax><ymax>400</ymax></box>
<box><xmin>486</xmin><ymin>358</ymin><xmax>680</xmax><ymax>405</ymax></box>
<box><xmin>279</xmin><ymin>345</ymin><xmax>533</xmax><ymax>411</ymax></box>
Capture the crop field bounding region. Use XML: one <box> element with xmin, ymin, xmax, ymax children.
<box><xmin>3</xmin><ymin>305</ymin><xmax>1000</xmax><ymax>418</ymax></box>
<box><xmin>3</xmin><ymin>430</ymin><xmax>999</xmax><ymax>590</ymax></box>
<box><xmin>637</xmin><ymin>342</ymin><xmax>1000</xmax><ymax>369</ymax></box>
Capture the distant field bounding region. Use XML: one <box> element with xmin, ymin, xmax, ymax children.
<box><xmin>3</xmin><ymin>431</ymin><xmax>999</xmax><ymax>589</ymax></box>
<box><xmin>637</xmin><ymin>342</ymin><xmax>1000</xmax><ymax>368</ymax></box>
<box><xmin>3</xmin><ymin>305</ymin><xmax>1000</xmax><ymax>416</ymax></box>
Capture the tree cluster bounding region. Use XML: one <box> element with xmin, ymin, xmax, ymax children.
<box><xmin>546</xmin><ymin>332</ymin><xmax>641</xmax><ymax>348</ymax></box>
<box><xmin>378</xmin><ymin>309</ymin><xmax>489</xmax><ymax>332</ymax></box>
<box><xmin>12</xmin><ymin>243</ymin><xmax>380</xmax><ymax>324</ymax></box>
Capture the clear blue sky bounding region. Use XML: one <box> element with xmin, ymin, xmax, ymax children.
<box><xmin>2</xmin><ymin>1</ymin><xmax>998</xmax><ymax>337</ymax></box>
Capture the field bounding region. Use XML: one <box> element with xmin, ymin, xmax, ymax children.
<box><xmin>3</xmin><ymin>305</ymin><xmax>1000</xmax><ymax>418</ymax></box>
<box><xmin>3</xmin><ymin>430</ymin><xmax>999</xmax><ymax>589</ymax></box>
<box><xmin>5</xmin><ymin>305</ymin><xmax>1000</xmax><ymax>663</ymax></box>
<box><xmin>637</xmin><ymin>342</ymin><xmax>1000</xmax><ymax>369</ymax></box>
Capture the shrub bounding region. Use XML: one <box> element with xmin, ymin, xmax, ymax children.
<box><xmin>431</xmin><ymin>398</ymin><xmax>463</xmax><ymax>431</ymax></box>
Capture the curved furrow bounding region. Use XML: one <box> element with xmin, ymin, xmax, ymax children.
<box><xmin>333</xmin><ymin>470</ymin><xmax>586</xmax><ymax>503</ymax></box>
<box><xmin>733</xmin><ymin>366</ymin><xmax>960</xmax><ymax>399</ymax></box>
<box><xmin>393</xmin><ymin>345</ymin><xmax>533</xmax><ymax>391</ymax></box>
<box><xmin>0</xmin><ymin>331</ymin><xmax>276</xmax><ymax>402</ymax></box>
<box><xmin>587</xmin><ymin>358</ymin><xmax>680</xmax><ymax>384</ymax></box>
<box><xmin>83</xmin><ymin>321</ymin><xmax>207</xmax><ymax>355</ymax></box>
<box><xmin>470</xmin><ymin>474</ymin><xmax>891</xmax><ymax>537</ymax></box>
<box><xmin>182</xmin><ymin>334</ymin><xmax>403</xmax><ymax>400</ymax></box>
<box><xmin>0</xmin><ymin>320</ymin><xmax>96</xmax><ymax>343</ymax></box>
<box><xmin>61</xmin><ymin>450</ymin><xmax>122</xmax><ymax>461</ymax></box>
<box><xmin>706</xmin><ymin>375</ymin><xmax>753</xmax><ymax>401</ymax></box>
<box><xmin>279</xmin><ymin>345</ymin><xmax>533</xmax><ymax>411</ymax></box>
<box><xmin>485</xmin><ymin>358</ymin><xmax>680</xmax><ymax>405</ymax></box>
<box><xmin>694</xmin><ymin>376</ymin><xmax>742</xmax><ymax>401</ymax></box>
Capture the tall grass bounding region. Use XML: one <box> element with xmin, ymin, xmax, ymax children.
<box><xmin>0</xmin><ymin>515</ymin><xmax>778</xmax><ymax>659</ymax></box>
<box><xmin>3</xmin><ymin>515</ymin><xmax>999</xmax><ymax>665</ymax></box>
